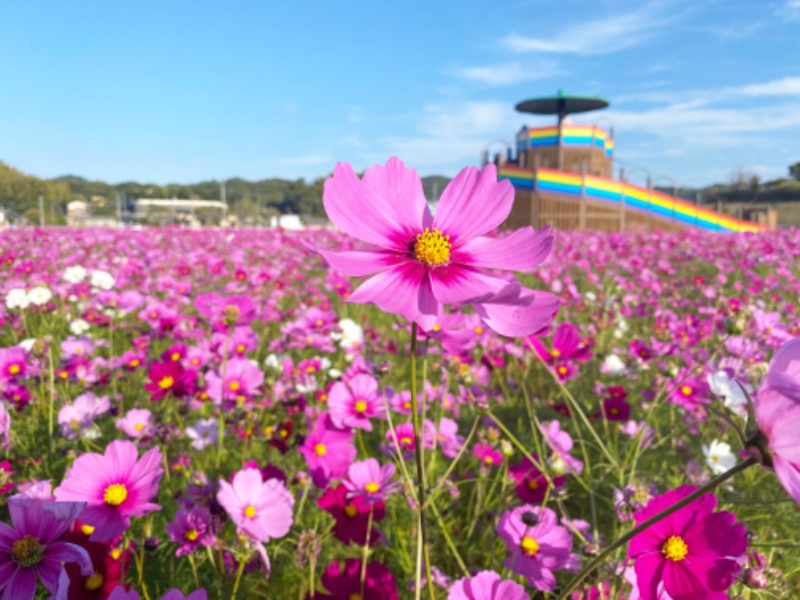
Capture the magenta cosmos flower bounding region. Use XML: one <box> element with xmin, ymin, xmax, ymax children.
<box><xmin>166</xmin><ymin>507</ymin><xmax>216</xmax><ymax>557</ymax></box>
<box><xmin>299</xmin><ymin>413</ymin><xmax>357</xmax><ymax>488</ymax></box>
<box><xmin>751</xmin><ymin>337</ymin><xmax>800</xmax><ymax>503</ymax></box>
<box><xmin>53</xmin><ymin>439</ymin><xmax>163</xmax><ymax>542</ymax></box>
<box><xmin>216</xmin><ymin>468</ymin><xmax>294</xmax><ymax>543</ymax></box>
<box><xmin>497</xmin><ymin>505</ymin><xmax>572</xmax><ymax>592</ymax></box>
<box><xmin>447</xmin><ymin>570</ymin><xmax>527</xmax><ymax>600</ymax></box>
<box><xmin>628</xmin><ymin>486</ymin><xmax>747</xmax><ymax>600</ymax></box>
<box><xmin>310</xmin><ymin>157</ymin><xmax>558</xmax><ymax>336</ymax></box>
<box><xmin>0</xmin><ymin>497</ymin><xmax>93</xmax><ymax>599</ymax></box>
<box><xmin>310</xmin><ymin>559</ymin><xmax>398</xmax><ymax>600</ymax></box>
<box><xmin>317</xmin><ymin>484</ymin><xmax>385</xmax><ymax>546</ymax></box>
<box><xmin>327</xmin><ymin>373</ymin><xmax>385</xmax><ymax>431</ymax></box>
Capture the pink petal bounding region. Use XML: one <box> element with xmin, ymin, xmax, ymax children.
<box><xmin>433</xmin><ymin>163</ymin><xmax>513</xmax><ymax>245</ymax></box>
<box><xmin>633</xmin><ymin>552</ymin><xmax>666</xmax><ymax>600</ymax></box>
<box><xmin>663</xmin><ymin>560</ymin><xmax>707</xmax><ymax>599</ymax></box>
<box><xmin>346</xmin><ymin>261</ymin><xmax>437</xmax><ymax>330</ymax></box>
<box><xmin>455</xmin><ymin>226</ymin><xmax>553</xmax><ymax>273</ymax></box>
<box><xmin>323</xmin><ymin>160</ymin><xmax>423</xmax><ymax>250</ymax></box>
<box><xmin>475</xmin><ymin>289</ymin><xmax>559</xmax><ymax>338</ymax></box>
<box><xmin>429</xmin><ymin>265</ymin><xmax>515</xmax><ymax>305</ymax></box>
<box><xmin>312</xmin><ymin>247</ymin><xmax>405</xmax><ymax>277</ymax></box>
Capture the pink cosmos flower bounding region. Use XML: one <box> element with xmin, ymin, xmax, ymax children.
<box><xmin>216</xmin><ymin>468</ymin><xmax>294</xmax><ymax>543</ymax></box>
<box><xmin>109</xmin><ymin>587</ymin><xmax>207</xmax><ymax>600</ymax></box>
<box><xmin>166</xmin><ymin>507</ymin><xmax>216</xmax><ymax>557</ymax></box>
<box><xmin>299</xmin><ymin>413</ymin><xmax>357</xmax><ymax>488</ymax></box>
<box><xmin>540</xmin><ymin>420</ymin><xmax>584</xmax><ymax>475</ymax></box>
<box><xmin>310</xmin><ymin>157</ymin><xmax>558</xmax><ymax>336</ymax></box>
<box><xmin>509</xmin><ymin>455</ymin><xmax>566</xmax><ymax>504</ymax></box>
<box><xmin>628</xmin><ymin>486</ymin><xmax>747</xmax><ymax>599</ymax></box>
<box><xmin>496</xmin><ymin>505</ymin><xmax>572</xmax><ymax>592</ymax></box>
<box><xmin>144</xmin><ymin>361</ymin><xmax>192</xmax><ymax>402</ymax></box>
<box><xmin>0</xmin><ymin>401</ymin><xmax>9</xmax><ymax>448</ymax></box>
<box><xmin>472</xmin><ymin>443</ymin><xmax>503</xmax><ymax>467</ymax></box>
<box><xmin>327</xmin><ymin>373</ymin><xmax>385</xmax><ymax>431</ymax></box>
<box><xmin>0</xmin><ymin>496</ymin><xmax>93</xmax><ymax>599</ymax></box>
<box><xmin>752</xmin><ymin>336</ymin><xmax>800</xmax><ymax>503</ymax></box>
<box><xmin>53</xmin><ymin>439</ymin><xmax>163</xmax><ymax>542</ymax></box>
<box><xmin>205</xmin><ymin>358</ymin><xmax>264</xmax><ymax>406</ymax></box>
<box><xmin>343</xmin><ymin>458</ymin><xmax>401</xmax><ymax>503</ymax></box>
<box><xmin>116</xmin><ymin>408</ymin><xmax>154</xmax><ymax>439</ymax></box>
<box><xmin>447</xmin><ymin>570</ymin><xmax>527</xmax><ymax>600</ymax></box>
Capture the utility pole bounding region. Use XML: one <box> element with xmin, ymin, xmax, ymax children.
<box><xmin>38</xmin><ymin>195</ymin><xmax>44</xmax><ymax>226</ymax></box>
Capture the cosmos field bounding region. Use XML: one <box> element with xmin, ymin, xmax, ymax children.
<box><xmin>0</xmin><ymin>164</ymin><xmax>800</xmax><ymax>599</ymax></box>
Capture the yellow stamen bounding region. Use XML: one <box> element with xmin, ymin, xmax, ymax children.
<box><xmin>134</xmin><ymin>423</ymin><xmax>144</xmax><ymax>431</ymax></box>
<box><xmin>344</xmin><ymin>504</ymin><xmax>358</xmax><ymax>518</ymax></box>
<box><xmin>184</xmin><ymin>529</ymin><xmax>199</xmax><ymax>541</ymax></box>
<box><xmin>527</xmin><ymin>479</ymin><xmax>539</xmax><ymax>490</ymax></box>
<box><xmin>170</xmin><ymin>352</ymin><xmax>181</xmax><ymax>361</ymax></box>
<box><xmin>521</xmin><ymin>535</ymin><xmax>540</xmax><ymax>556</ymax></box>
<box><xmin>314</xmin><ymin>443</ymin><xmax>327</xmax><ymax>456</ymax></box>
<box><xmin>364</xmin><ymin>482</ymin><xmax>380</xmax><ymax>493</ymax></box>
<box><xmin>8</xmin><ymin>364</ymin><xmax>20</xmax><ymax>375</ymax></box>
<box><xmin>661</xmin><ymin>535</ymin><xmax>688</xmax><ymax>561</ymax></box>
<box><xmin>85</xmin><ymin>573</ymin><xmax>104</xmax><ymax>591</ymax></box>
<box><xmin>354</xmin><ymin>400</ymin><xmax>368</xmax><ymax>413</ymax></box>
<box><xmin>81</xmin><ymin>524</ymin><xmax>95</xmax><ymax>536</ymax></box>
<box><xmin>244</xmin><ymin>505</ymin><xmax>257</xmax><ymax>519</ymax></box>
<box><xmin>413</xmin><ymin>227</ymin><xmax>451</xmax><ymax>266</ymax></box>
<box><xmin>11</xmin><ymin>535</ymin><xmax>44</xmax><ymax>566</ymax></box>
<box><xmin>229</xmin><ymin>380</ymin><xmax>241</xmax><ymax>392</ymax></box>
<box><xmin>104</xmin><ymin>483</ymin><xmax>128</xmax><ymax>506</ymax></box>
<box><xmin>158</xmin><ymin>376</ymin><xmax>174</xmax><ymax>390</ymax></box>
<box><xmin>110</xmin><ymin>548</ymin><xmax>122</xmax><ymax>560</ymax></box>
<box><xmin>680</xmin><ymin>385</ymin><xmax>693</xmax><ymax>396</ymax></box>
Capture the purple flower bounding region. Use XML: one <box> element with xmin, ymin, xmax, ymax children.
<box><xmin>185</xmin><ymin>418</ymin><xmax>219</xmax><ymax>451</ymax></box>
<box><xmin>447</xmin><ymin>570</ymin><xmax>527</xmax><ymax>600</ymax></box>
<box><xmin>497</xmin><ymin>505</ymin><xmax>572</xmax><ymax>591</ymax></box>
<box><xmin>166</xmin><ymin>507</ymin><xmax>216</xmax><ymax>557</ymax></box>
<box><xmin>0</xmin><ymin>496</ymin><xmax>93</xmax><ymax>599</ymax></box>
<box><xmin>328</xmin><ymin>374</ymin><xmax>385</xmax><ymax>431</ymax></box>
<box><xmin>0</xmin><ymin>401</ymin><xmax>9</xmax><ymax>448</ymax></box>
<box><xmin>216</xmin><ymin>468</ymin><xmax>294</xmax><ymax>543</ymax></box>
<box><xmin>57</xmin><ymin>393</ymin><xmax>110</xmax><ymax>440</ymax></box>
<box><xmin>53</xmin><ymin>439</ymin><xmax>163</xmax><ymax>542</ymax></box>
<box><xmin>299</xmin><ymin>413</ymin><xmax>356</xmax><ymax>488</ymax></box>
<box><xmin>343</xmin><ymin>458</ymin><xmax>401</xmax><ymax>503</ymax></box>
<box><xmin>540</xmin><ymin>420</ymin><xmax>584</xmax><ymax>475</ymax></box>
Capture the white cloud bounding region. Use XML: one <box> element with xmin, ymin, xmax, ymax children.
<box><xmin>736</xmin><ymin>76</ymin><xmax>800</xmax><ymax>96</ymax></box>
<box><xmin>501</xmin><ymin>4</ymin><xmax>679</xmax><ymax>56</ymax></box>
<box><xmin>451</xmin><ymin>59</ymin><xmax>560</xmax><ymax>86</ymax></box>
<box><xmin>778</xmin><ymin>0</ymin><xmax>800</xmax><ymax>21</ymax></box>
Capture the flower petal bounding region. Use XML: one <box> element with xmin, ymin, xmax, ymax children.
<box><xmin>323</xmin><ymin>160</ymin><xmax>425</xmax><ymax>250</ymax></box>
<box><xmin>455</xmin><ymin>226</ymin><xmax>553</xmax><ymax>273</ymax></box>
<box><xmin>3</xmin><ymin>565</ymin><xmax>36</xmax><ymax>600</ymax></box>
<box><xmin>475</xmin><ymin>288</ymin><xmax>559</xmax><ymax>338</ymax></box>
<box><xmin>346</xmin><ymin>262</ymin><xmax>437</xmax><ymax>330</ymax></box>
<box><xmin>312</xmin><ymin>246</ymin><xmax>405</xmax><ymax>277</ymax></box>
<box><xmin>433</xmin><ymin>163</ymin><xmax>513</xmax><ymax>245</ymax></box>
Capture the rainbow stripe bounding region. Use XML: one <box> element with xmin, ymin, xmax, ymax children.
<box><xmin>518</xmin><ymin>125</ymin><xmax>614</xmax><ymax>157</ymax></box>
<box><xmin>497</xmin><ymin>167</ymin><xmax>764</xmax><ymax>233</ymax></box>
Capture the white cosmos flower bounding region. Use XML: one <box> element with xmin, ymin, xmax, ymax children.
<box><xmin>707</xmin><ymin>370</ymin><xmax>748</xmax><ymax>414</ymax></box>
<box><xmin>28</xmin><ymin>287</ymin><xmax>53</xmax><ymax>306</ymax></box>
<box><xmin>6</xmin><ymin>288</ymin><xmax>30</xmax><ymax>310</ymax></box>
<box><xmin>70</xmin><ymin>319</ymin><xmax>90</xmax><ymax>335</ymax></box>
<box><xmin>702</xmin><ymin>440</ymin><xmax>736</xmax><ymax>475</ymax></box>
<box><xmin>336</xmin><ymin>318</ymin><xmax>364</xmax><ymax>350</ymax></box>
<box><xmin>90</xmin><ymin>270</ymin><xmax>115</xmax><ymax>290</ymax></box>
<box><xmin>63</xmin><ymin>265</ymin><xmax>87</xmax><ymax>284</ymax></box>
<box><xmin>600</xmin><ymin>354</ymin><xmax>626</xmax><ymax>376</ymax></box>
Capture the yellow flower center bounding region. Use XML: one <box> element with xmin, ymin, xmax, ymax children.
<box><xmin>484</xmin><ymin>455</ymin><xmax>494</xmax><ymax>464</ymax></box>
<box><xmin>158</xmin><ymin>376</ymin><xmax>174</xmax><ymax>390</ymax></box>
<box><xmin>244</xmin><ymin>505</ymin><xmax>257</xmax><ymax>519</ymax></box>
<box><xmin>354</xmin><ymin>400</ymin><xmax>368</xmax><ymax>413</ymax></box>
<box><xmin>521</xmin><ymin>535</ymin><xmax>540</xmax><ymax>557</ymax></box>
<box><xmin>134</xmin><ymin>423</ymin><xmax>144</xmax><ymax>431</ymax></box>
<box><xmin>81</xmin><ymin>524</ymin><xmax>95</xmax><ymax>536</ymax></box>
<box><xmin>344</xmin><ymin>504</ymin><xmax>358</xmax><ymax>518</ymax></box>
<box><xmin>364</xmin><ymin>482</ymin><xmax>380</xmax><ymax>493</ymax></box>
<box><xmin>349</xmin><ymin>594</ymin><xmax>363</xmax><ymax>600</ymax></box>
<box><xmin>432</xmin><ymin>324</ymin><xmax>441</xmax><ymax>331</ymax></box>
<box><xmin>85</xmin><ymin>573</ymin><xmax>104</xmax><ymax>591</ymax></box>
<box><xmin>104</xmin><ymin>483</ymin><xmax>128</xmax><ymax>506</ymax></box>
<box><xmin>413</xmin><ymin>228</ymin><xmax>451</xmax><ymax>266</ymax></box>
<box><xmin>129</xmin><ymin>359</ymin><xmax>140</xmax><ymax>368</ymax></box>
<box><xmin>11</xmin><ymin>535</ymin><xmax>44</xmax><ymax>566</ymax></box>
<box><xmin>229</xmin><ymin>380</ymin><xmax>241</xmax><ymax>392</ymax></box>
<box><xmin>557</xmin><ymin>366</ymin><xmax>568</xmax><ymax>375</ymax></box>
<box><xmin>236</xmin><ymin>344</ymin><xmax>245</xmax><ymax>353</ymax></box>
<box><xmin>662</xmin><ymin>535</ymin><xmax>688</xmax><ymax>561</ymax></box>
<box><xmin>680</xmin><ymin>386</ymin><xmax>693</xmax><ymax>396</ymax></box>
<box><xmin>8</xmin><ymin>364</ymin><xmax>20</xmax><ymax>375</ymax></box>
<box><xmin>170</xmin><ymin>352</ymin><xmax>181</xmax><ymax>361</ymax></box>
<box><xmin>527</xmin><ymin>479</ymin><xmax>539</xmax><ymax>490</ymax></box>
<box><xmin>314</xmin><ymin>443</ymin><xmax>327</xmax><ymax>456</ymax></box>
<box><xmin>110</xmin><ymin>548</ymin><xmax>122</xmax><ymax>560</ymax></box>
<box><xmin>551</xmin><ymin>349</ymin><xmax>561</xmax><ymax>358</ymax></box>
<box><xmin>184</xmin><ymin>529</ymin><xmax>199</xmax><ymax>541</ymax></box>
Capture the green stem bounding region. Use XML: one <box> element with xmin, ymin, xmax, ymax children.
<box><xmin>556</xmin><ymin>457</ymin><xmax>757</xmax><ymax>599</ymax></box>
<box><xmin>409</xmin><ymin>323</ymin><xmax>435</xmax><ymax>600</ymax></box>
<box><xmin>230</xmin><ymin>555</ymin><xmax>246</xmax><ymax>600</ymax></box>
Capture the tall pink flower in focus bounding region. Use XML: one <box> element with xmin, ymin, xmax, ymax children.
<box><xmin>751</xmin><ymin>337</ymin><xmax>800</xmax><ymax>503</ymax></box>
<box><xmin>53</xmin><ymin>439</ymin><xmax>163</xmax><ymax>542</ymax></box>
<box><xmin>309</xmin><ymin>157</ymin><xmax>558</xmax><ymax>336</ymax></box>
<box><xmin>216</xmin><ymin>468</ymin><xmax>294</xmax><ymax>543</ymax></box>
<box><xmin>627</xmin><ymin>486</ymin><xmax>747</xmax><ymax>599</ymax></box>
<box><xmin>343</xmin><ymin>458</ymin><xmax>401</xmax><ymax>503</ymax></box>
<box><xmin>327</xmin><ymin>373</ymin><xmax>385</xmax><ymax>431</ymax></box>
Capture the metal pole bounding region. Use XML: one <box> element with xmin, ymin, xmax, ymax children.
<box><xmin>38</xmin><ymin>195</ymin><xmax>44</xmax><ymax>227</ymax></box>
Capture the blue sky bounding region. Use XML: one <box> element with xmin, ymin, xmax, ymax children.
<box><xmin>1</xmin><ymin>0</ymin><xmax>799</xmax><ymax>187</ymax></box>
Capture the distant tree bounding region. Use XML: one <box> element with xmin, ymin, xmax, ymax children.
<box><xmin>790</xmin><ymin>161</ymin><xmax>800</xmax><ymax>181</ymax></box>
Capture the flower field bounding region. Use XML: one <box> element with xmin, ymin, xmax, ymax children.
<box><xmin>0</xmin><ymin>161</ymin><xmax>799</xmax><ymax>599</ymax></box>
